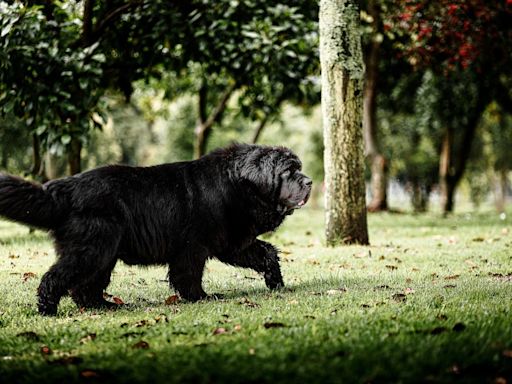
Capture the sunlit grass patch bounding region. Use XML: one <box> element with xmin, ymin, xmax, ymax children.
<box><xmin>0</xmin><ymin>208</ymin><xmax>511</xmax><ymax>383</ymax></box>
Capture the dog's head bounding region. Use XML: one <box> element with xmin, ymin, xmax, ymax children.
<box><xmin>228</xmin><ymin>144</ymin><xmax>312</xmax><ymax>215</ymax></box>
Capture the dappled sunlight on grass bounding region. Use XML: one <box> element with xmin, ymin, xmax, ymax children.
<box><xmin>0</xmin><ymin>209</ymin><xmax>511</xmax><ymax>383</ymax></box>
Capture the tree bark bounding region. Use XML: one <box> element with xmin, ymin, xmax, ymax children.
<box><xmin>494</xmin><ymin>168</ymin><xmax>508</xmax><ymax>213</ymax></box>
<box><xmin>439</xmin><ymin>89</ymin><xmax>487</xmax><ymax>214</ymax></box>
<box><xmin>320</xmin><ymin>0</ymin><xmax>369</xmax><ymax>245</ymax></box>
<box><xmin>439</xmin><ymin>128</ymin><xmax>454</xmax><ymax>215</ymax></box>
<box><xmin>363</xmin><ymin>0</ymin><xmax>388</xmax><ymax>212</ymax></box>
<box><xmin>30</xmin><ymin>134</ymin><xmax>43</xmax><ymax>177</ymax></box>
<box><xmin>67</xmin><ymin>138</ymin><xmax>82</xmax><ymax>175</ymax></box>
<box><xmin>193</xmin><ymin>82</ymin><xmax>236</xmax><ymax>159</ymax></box>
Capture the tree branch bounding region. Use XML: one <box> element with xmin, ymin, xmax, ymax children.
<box><xmin>201</xmin><ymin>82</ymin><xmax>237</xmax><ymax>132</ymax></box>
<box><xmin>82</xmin><ymin>0</ymin><xmax>94</xmax><ymax>46</ymax></box>
<box><xmin>92</xmin><ymin>1</ymin><xmax>145</xmax><ymax>42</ymax></box>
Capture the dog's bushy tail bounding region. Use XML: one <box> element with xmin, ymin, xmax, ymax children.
<box><xmin>0</xmin><ymin>174</ymin><xmax>62</xmax><ymax>230</ymax></box>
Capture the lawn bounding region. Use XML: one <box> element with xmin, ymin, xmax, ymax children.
<box><xmin>0</xmin><ymin>208</ymin><xmax>511</xmax><ymax>383</ymax></box>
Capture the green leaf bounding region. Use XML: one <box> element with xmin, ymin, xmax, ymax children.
<box><xmin>60</xmin><ymin>134</ymin><xmax>72</xmax><ymax>145</ymax></box>
<box><xmin>36</xmin><ymin>125</ymin><xmax>47</xmax><ymax>135</ymax></box>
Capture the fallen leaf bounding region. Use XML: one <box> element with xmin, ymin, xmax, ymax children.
<box><xmin>79</xmin><ymin>333</ymin><xmax>96</xmax><ymax>344</ymax></box>
<box><xmin>22</xmin><ymin>272</ymin><xmax>37</xmax><ymax>281</ymax></box>
<box><xmin>263</xmin><ymin>322</ymin><xmax>286</xmax><ymax>329</ymax></box>
<box><xmin>326</xmin><ymin>288</ymin><xmax>347</xmax><ymax>295</ymax></box>
<box><xmin>162</xmin><ymin>295</ymin><xmax>179</xmax><ymax>305</ymax></box>
<box><xmin>495</xmin><ymin>378</ymin><xmax>507</xmax><ymax>384</ymax></box>
<box><xmin>392</xmin><ymin>293</ymin><xmax>407</xmax><ymax>302</ymax></box>
<box><xmin>132</xmin><ymin>340</ymin><xmax>150</xmax><ymax>349</ymax></box>
<box><xmin>444</xmin><ymin>274</ymin><xmax>460</xmax><ymax>280</ymax></box>
<box><xmin>472</xmin><ymin>237</ymin><xmax>485</xmax><ymax>242</ymax></box>
<box><xmin>213</xmin><ymin>327</ymin><xmax>227</xmax><ymax>335</ymax></box>
<box><xmin>452</xmin><ymin>322</ymin><xmax>466</xmax><ymax>332</ymax></box>
<box><xmin>239</xmin><ymin>298</ymin><xmax>260</xmax><ymax>308</ymax></box>
<box><xmin>430</xmin><ymin>326</ymin><xmax>447</xmax><ymax>335</ymax></box>
<box><xmin>386</xmin><ymin>265</ymin><xmax>398</xmax><ymax>270</ymax></box>
<box><xmin>502</xmin><ymin>350</ymin><xmax>512</xmax><ymax>358</ymax></box>
<box><xmin>112</xmin><ymin>296</ymin><xmax>124</xmax><ymax>305</ymax></box>
<box><xmin>155</xmin><ymin>314</ymin><xmax>169</xmax><ymax>323</ymax></box>
<box><xmin>135</xmin><ymin>320</ymin><xmax>150</xmax><ymax>328</ymax></box>
<box><xmin>444</xmin><ymin>284</ymin><xmax>457</xmax><ymax>289</ymax></box>
<box><xmin>16</xmin><ymin>331</ymin><xmax>40</xmax><ymax>341</ymax></box>
<box><xmin>80</xmin><ymin>370</ymin><xmax>100</xmax><ymax>378</ymax></box>
<box><xmin>40</xmin><ymin>346</ymin><xmax>52</xmax><ymax>355</ymax></box>
<box><xmin>233</xmin><ymin>324</ymin><xmax>242</xmax><ymax>331</ymax></box>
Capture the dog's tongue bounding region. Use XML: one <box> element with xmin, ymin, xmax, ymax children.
<box><xmin>298</xmin><ymin>200</ymin><xmax>305</xmax><ymax>207</ymax></box>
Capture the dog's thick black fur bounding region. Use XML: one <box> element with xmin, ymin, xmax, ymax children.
<box><xmin>0</xmin><ymin>144</ymin><xmax>311</xmax><ymax>315</ymax></box>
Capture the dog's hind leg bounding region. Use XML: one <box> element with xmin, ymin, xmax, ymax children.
<box><xmin>168</xmin><ymin>247</ymin><xmax>209</xmax><ymax>301</ymax></box>
<box><xmin>219</xmin><ymin>240</ymin><xmax>284</xmax><ymax>290</ymax></box>
<box><xmin>69</xmin><ymin>259</ymin><xmax>119</xmax><ymax>310</ymax></box>
<box><xmin>37</xmin><ymin>217</ymin><xmax>121</xmax><ymax>315</ymax></box>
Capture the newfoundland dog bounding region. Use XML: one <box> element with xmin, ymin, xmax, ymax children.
<box><xmin>0</xmin><ymin>144</ymin><xmax>311</xmax><ymax>315</ymax></box>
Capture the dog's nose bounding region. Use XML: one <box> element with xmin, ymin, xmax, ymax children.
<box><xmin>303</xmin><ymin>177</ymin><xmax>312</xmax><ymax>187</ymax></box>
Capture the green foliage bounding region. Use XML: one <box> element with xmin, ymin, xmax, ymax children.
<box><xmin>0</xmin><ymin>2</ymin><xmax>105</xmax><ymax>154</ymax></box>
<box><xmin>0</xmin><ymin>114</ymin><xmax>31</xmax><ymax>172</ymax></box>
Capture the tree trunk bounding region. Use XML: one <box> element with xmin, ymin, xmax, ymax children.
<box><xmin>410</xmin><ymin>182</ymin><xmax>430</xmax><ymax>213</ymax></box>
<box><xmin>252</xmin><ymin>114</ymin><xmax>269</xmax><ymax>144</ymax></box>
<box><xmin>363</xmin><ymin>0</ymin><xmax>388</xmax><ymax>212</ymax></box>
<box><xmin>67</xmin><ymin>138</ymin><xmax>82</xmax><ymax>175</ymax></box>
<box><xmin>30</xmin><ymin>134</ymin><xmax>43</xmax><ymax>177</ymax></box>
<box><xmin>193</xmin><ymin>82</ymin><xmax>236</xmax><ymax>159</ymax></box>
<box><xmin>368</xmin><ymin>154</ymin><xmax>388</xmax><ymax>212</ymax></box>
<box><xmin>320</xmin><ymin>0</ymin><xmax>369</xmax><ymax>245</ymax></box>
<box><xmin>439</xmin><ymin>128</ymin><xmax>454</xmax><ymax>214</ymax></box>
<box><xmin>439</xmin><ymin>89</ymin><xmax>487</xmax><ymax>214</ymax></box>
<box><xmin>494</xmin><ymin>168</ymin><xmax>508</xmax><ymax>213</ymax></box>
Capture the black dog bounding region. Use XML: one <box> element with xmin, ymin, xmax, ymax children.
<box><xmin>0</xmin><ymin>144</ymin><xmax>311</xmax><ymax>315</ymax></box>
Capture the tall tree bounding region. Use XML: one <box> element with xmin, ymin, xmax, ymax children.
<box><xmin>319</xmin><ymin>0</ymin><xmax>369</xmax><ymax>245</ymax></box>
<box><xmin>362</xmin><ymin>0</ymin><xmax>388</xmax><ymax>212</ymax></box>
<box><xmin>389</xmin><ymin>0</ymin><xmax>512</xmax><ymax>213</ymax></box>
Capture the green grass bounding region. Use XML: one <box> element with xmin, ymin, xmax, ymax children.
<box><xmin>0</xmin><ymin>208</ymin><xmax>511</xmax><ymax>383</ymax></box>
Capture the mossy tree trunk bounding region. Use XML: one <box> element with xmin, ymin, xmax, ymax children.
<box><xmin>320</xmin><ymin>0</ymin><xmax>369</xmax><ymax>245</ymax></box>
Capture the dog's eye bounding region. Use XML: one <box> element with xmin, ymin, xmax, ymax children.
<box><xmin>280</xmin><ymin>170</ymin><xmax>291</xmax><ymax>179</ymax></box>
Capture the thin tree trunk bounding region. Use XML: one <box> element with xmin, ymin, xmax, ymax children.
<box><xmin>68</xmin><ymin>138</ymin><xmax>82</xmax><ymax>175</ymax></box>
<box><xmin>193</xmin><ymin>82</ymin><xmax>236</xmax><ymax>159</ymax></box>
<box><xmin>494</xmin><ymin>168</ymin><xmax>508</xmax><ymax>213</ymax></box>
<box><xmin>252</xmin><ymin>114</ymin><xmax>269</xmax><ymax>144</ymax></box>
<box><xmin>439</xmin><ymin>91</ymin><xmax>487</xmax><ymax>214</ymax></box>
<box><xmin>320</xmin><ymin>0</ymin><xmax>369</xmax><ymax>245</ymax></box>
<box><xmin>439</xmin><ymin>128</ymin><xmax>454</xmax><ymax>215</ymax></box>
<box><xmin>30</xmin><ymin>134</ymin><xmax>42</xmax><ymax>177</ymax></box>
<box><xmin>363</xmin><ymin>0</ymin><xmax>388</xmax><ymax>212</ymax></box>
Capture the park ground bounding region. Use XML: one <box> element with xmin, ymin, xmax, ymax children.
<box><xmin>0</xmin><ymin>207</ymin><xmax>511</xmax><ymax>383</ymax></box>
